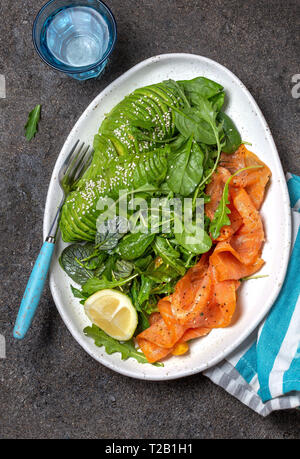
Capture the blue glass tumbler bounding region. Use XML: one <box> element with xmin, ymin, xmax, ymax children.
<box><xmin>32</xmin><ymin>0</ymin><xmax>117</xmax><ymax>80</ymax></box>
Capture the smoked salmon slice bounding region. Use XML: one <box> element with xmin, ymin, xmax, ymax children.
<box><xmin>210</xmin><ymin>250</ymin><xmax>265</xmax><ymax>282</ymax></box>
<box><xmin>136</xmin><ymin>144</ymin><xmax>271</xmax><ymax>363</ymax></box>
<box><xmin>137</xmin><ymin>299</ymin><xmax>185</xmax><ymax>348</ymax></box>
<box><xmin>205</xmin><ymin>167</ymin><xmax>231</xmax><ymax>220</ymax></box>
<box><xmin>220</xmin><ymin>144</ymin><xmax>271</xmax><ymax>209</ymax></box>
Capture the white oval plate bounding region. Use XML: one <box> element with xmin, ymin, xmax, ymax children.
<box><xmin>44</xmin><ymin>54</ymin><xmax>291</xmax><ymax>380</ymax></box>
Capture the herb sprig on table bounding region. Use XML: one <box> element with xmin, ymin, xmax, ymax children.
<box><xmin>24</xmin><ymin>104</ymin><xmax>41</xmax><ymax>141</ymax></box>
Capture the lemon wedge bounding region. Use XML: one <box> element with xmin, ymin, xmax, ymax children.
<box><xmin>84</xmin><ymin>289</ymin><xmax>138</xmax><ymax>341</ymax></box>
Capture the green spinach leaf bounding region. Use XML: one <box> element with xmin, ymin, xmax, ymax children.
<box><xmin>167</xmin><ymin>136</ymin><xmax>204</xmax><ymax>196</ymax></box>
<box><xmin>209</xmin><ymin>92</ymin><xmax>225</xmax><ymax>113</ymax></box>
<box><xmin>218</xmin><ymin>112</ymin><xmax>241</xmax><ymax>154</ymax></box>
<box><xmin>174</xmin><ymin>106</ymin><xmax>217</xmax><ymax>144</ymax></box>
<box><xmin>178</xmin><ymin>77</ymin><xmax>223</xmax><ymax>105</ymax></box>
<box><xmin>117</xmin><ymin>232</ymin><xmax>155</xmax><ymax>261</ymax></box>
<box><xmin>174</xmin><ymin>214</ymin><xmax>212</xmax><ymax>255</ymax></box>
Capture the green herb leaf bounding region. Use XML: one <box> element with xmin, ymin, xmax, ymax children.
<box><xmin>70</xmin><ymin>285</ymin><xmax>89</xmax><ymax>300</ymax></box>
<box><xmin>84</xmin><ymin>324</ymin><xmax>163</xmax><ymax>366</ymax></box>
<box><xmin>174</xmin><ymin>106</ymin><xmax>217</xmax><ymax>145</ymax></box>
<box><xmin>178</xmin><ymin>77</ymin><xmax>224</xmax><ymax>105</ymax></box>
<box><xmin>137</xmin><ymin>275</ymin><xmax>155</xmax><ymax>306</ymax></box>
<box><xmin>113</xmin><ymin>259</ymin><xmax>134</xmax><ymax>279</ymax></box>
<box><xmin>167</xmin><ymin>136</ymin><xmax>204</xmax><ymax>196</ymax></box>
<box><xmin>24</xmin><ymin>104</ymin><xmax>41</xmax><ymax>141</ymax></box>
<box><xmin>82</xmin><ymin>273</ymin><xmax>138</xmax><ymax>296</ymax></box>
<box><xmin>146</xmin><ymin>259</ymin><xmax>180</xmax><ymax>284</ymax></box>
<box><xmin>59</xmin><ymin>243</ymin><xmax>97</xmax><ymax>285</ymax></box>
<box><xmin>218</xmin><ymin>112</ymin><xmax>241</xmax><ymax>154</ymax></box>
<box><xmin>95</xmin><ymin>216</ymin><xmax>127</xmax><ymax>251</ymax></box>
<box><xmin>153</xmin><ymin>236</ymin><xmax>186</xmax><ymax>276</ymax></box>
<box><xmin>117</xmin><ymin>232</ymin><xmax>155</xmax><ymax>261</ymax></box>
<box><xmin>174</xmin><ymin>220</ymin><xmax>212</xmax><ymax>255</ymax></box>
<box><xmin>209</xmin><ymin>179</ymin><xmax>231</xmax><ymax>240</ymax></box>
<box><xmin>209</xmin><ymin>166</ymin><xmax>264</xmax><ymax>239</ymax></box>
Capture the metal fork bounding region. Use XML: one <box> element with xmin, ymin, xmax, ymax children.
<box><xmin>13</xmin><ymin>140</ymin><xmax>93</xmax><ymax>339</ymax></box>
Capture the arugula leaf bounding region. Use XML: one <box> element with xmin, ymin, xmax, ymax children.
<box><xmin>136</xmin><ymin>275</ymin><xmax>153</xmax><ymax>305</ymax></box>
<box><xmin>82</xmin><ymin>273</ymin><xmax>138</xmax><ymax>296</ymax></box>
<box><xmin>209</xmin><ymin>179</ymin><xmax>231</xmax><ymax>240</ymax></box>
<box><xmin>24</xmin><ymin>104</ymin><xmax>41</xmax><ymax>141</ymax></box>
<box><xmin>130</xmin><ymin>275</ymin><xmax>158</xmax><ymax>330</ymax></box>
<box><xmin>150</xmin><ymin>282</ymin><xmax>176</xmax><ymax>296</ymax></box>
<box><xmin>70</xmin><ymin>285</ymin><xmax>89</xmax><ymax>300</ymax></box>
<box><xmin>130</xmin><ymin>278</ymin><xmax>151</xmax><ymax>330</ymax></box>
<box><xmin>153</xmin><ymin>236</ymin><xmax>186</xmax><ymax>276</ymax></box>
<box><xmin>84</xmin><ymin>324</ymin><xmax>163</xmax><ymax>366</ymax></box>
<box><xmin>209</xmin><ymin>165</ymin><xmax>264</xmax><ymax>239</ymax></box>
<box><xmin>133</xmin><ymin>255</ymin><xmax>153</xmax><ymax>272</ymax></box>
<box><xmin>100</xmin><ymin>254</ymin><xmax>118</xmax><ymax>281</ymax></box>
<box><xmin>146</xmin><ymin>258</ymin><xmax>180</xmax><ymax>283</ymax></box>
<box><xmin>167</xmin><ymin>136</ymin><xmax>204</xmax><ymax>196</ymax></box>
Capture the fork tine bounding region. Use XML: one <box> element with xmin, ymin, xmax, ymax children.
<box><xmin>80</xmin><ymin>147</ymin><xmax>93</xmax><ymax>176</ymax></box>
<box><xmin>59</xmin><ymin>141</ymin><xmax>94</xmax><ymax>195</ymax></box>
<box><xmin>63</xmin><ymin>141</ymin><xmax>85</xmax><ymax>179</ymax></box>
<box><xmin>60</xmin><ymin>139</ymin><xmax>80</xmax><ymax>175</ymax></box>
<box><xmin>70</xmin><ymin>144</ymin><xmax>90</xmax><ymax>182</ymax></box>
<box><xmin>73</xmin><ymin>146</ymin><xmax>93</xmax><ymax>182</ymax></box>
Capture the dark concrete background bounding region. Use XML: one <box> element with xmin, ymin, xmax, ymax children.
<box><xmin>0</xmin><ymin>0</ymin><xmax>299</xmax><ymax>439</ymax></box>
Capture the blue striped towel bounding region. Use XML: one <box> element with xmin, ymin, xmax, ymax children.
<box><xmin>204</xmin><ymin>173</ymin><xmax>300</xmax><ymax>416</ymax></box>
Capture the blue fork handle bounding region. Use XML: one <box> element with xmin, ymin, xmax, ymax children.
<box><xmin>13</xmin><ymin>241</ymin><xmax>55</xmax><ymax>339</ymax></box>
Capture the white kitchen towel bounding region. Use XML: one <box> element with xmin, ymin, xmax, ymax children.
<box><xmin>204</xmin><ymin>173</ymin><xmax>300</xmax><ymax>416</ymax></box>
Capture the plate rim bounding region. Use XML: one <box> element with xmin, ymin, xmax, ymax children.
<box><xmin>44</xmin><ymin>53</ymin><xmax>292</xmax><ymax>380</ymax></box>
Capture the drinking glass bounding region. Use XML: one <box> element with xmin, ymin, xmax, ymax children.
<box><xmin>32</xmin><ymin>0</ymin><xmax>117</xmax><ymax>80</ymax></box>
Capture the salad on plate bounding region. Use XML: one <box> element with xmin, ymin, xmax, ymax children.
<box><xmin>58</xmin><ymin>76</ymin><xmax>271</xmax><ymax>365</ymax></box>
